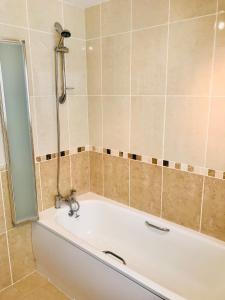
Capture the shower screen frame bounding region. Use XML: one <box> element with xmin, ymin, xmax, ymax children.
<box><xmin>0</xmin><ymin>38</ymin><xmax>39</xmax><ymax>225</ymax></box>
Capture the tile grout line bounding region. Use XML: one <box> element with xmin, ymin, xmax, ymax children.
<box><xmin>25</xmin><ymin>0</ymin><xmax>44</xmax><ymax>211</ymax></box>
<box><xmin>160</xmin><ymin>0</ymin><xmax>171</xmax><ymax>218</ymax></box>
<box><xmin>0</xmin><ymin>172</ymin><xmax>13</xmax><ymax>285</ymax></box>
<box><xmin>199</xmin><ymin>0</ymin><xmax>219</xmax><ymax>232</ymax></box>
<box><xmin>128</xmin><ymin>0</ymin><xmax>133</xmax><ymax>208</ymax></box>
<box><xmin>99</xmin><ymin>2</ymin><xmax>105</xmax><ymax>197</ymax></box>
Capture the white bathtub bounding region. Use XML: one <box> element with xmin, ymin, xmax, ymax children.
<box><xmin>32</xmin><ymin>192</ymin><xmax>225</xmax><ymax>300</ymax></box>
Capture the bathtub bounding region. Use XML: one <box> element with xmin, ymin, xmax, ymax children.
<box><xmin>32</xmin><ymin>192</ymin><xmax>225</xmax><ymax>300</ymax></box>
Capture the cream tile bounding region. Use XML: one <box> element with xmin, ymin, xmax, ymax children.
<box><xmin>132</xmin><ymin>0</ymin><xmax>169</xmax><ymax>29</ymax></box>
<box><xmin>212</xmin><ymin>13</ymin><xmax>225</xmax><ymax>96</ymax></box>
<box><xmin>27</xmin><ymin>0</ymin><xmax>62</xmax><ymax>33</ymax></box>
<box><xmin>29</xmin><ymin>97</ymin><xmax>38</xmax><ymax>156</ymax></box>
<box><xmin>90</xmin><ymin>151</ymin><xmax>103</xmax><ymax>195</ymax></box>
<box><xmin>0</xmin><ymin>179</ymin><xmax>5</xmax><ymax>234</ymax></box>
<box><xmin>164</xmin><ymin>96</ymin><xmax>209</xmax><ymax>166</ymax></box>
<box><xmin>68</xmin><ymin>96</ymin><xmax>89</xmax><ymax>149</ymax></box>
<box><xmin>40</xmin><ymin>157</ymin><xmax>71</xmax><ymax>209</ymax></box>
<box><xmin>103</xmin><ymin>155</ymin><xmax>129</xmax><ymax>205</ymax></box>
<box><xmin>162</xmin><ymin>168</ymin><xmax>203</xmax><ymax>230</ymax></box>
<box><xmin>170</xmin><ymin>0</ymin><xmax>217</xmax><ymax>21</ymax></box>
<box><xmin>35</xmin><ymin>96</ymin><xmax>69</xmax><ymax>156</ymax></box>
<box><xmin>201</xmin><ymin>177</ymin><xmax>225</xmax><ymax>241</ymax></box>
<box><xmin>85</xmin><ymin>5</ymin><xmax>100</xmax><ymax>39</ymax></box>
<box><xmin>71</xmin><ymin>152</ymin><xmax>90</xmax><ymax>195</ymax></box>
<box><xmin>30</xmin><ymin>31</ymin><xmax>55</xmax><ymax>96</ymax></box>
<box><xmin>1</xmin><ymin>171</ymin><xmax>13</xmax><ymax>230</ymax></box>
<box><xmin>130</xmin><ymin>160</ymin><xmax>162</xmax><ymax>216</ymax></box>
<box><xmin>8</xmin><ymin>223</ymin><xmax>36</xmax><ymax>282</ymax></box>
<box><xmin>0</xmin><ymin>234</ymin><xmax>11</xmax><ymax>290</ymax></box>
<box><xmin>35</xmin><ymin>164</ymin><xmax>42</xmax><ymax>212</ymax></box>
<box><xmin>0</xmin><ymin>0</ymin><xmax>27</xmax><ymax>27</ymax></box>
<box><xmin>167</xmin><ymin>16</ymin><xmax>215</xmax><ymax>95</ymax></box>
<box><xmin>131</xmin><ymin>96</ymin><xmax>164</xmax><ymax>157</ymax></box>
<box><xmin>86</xmin><ymin>39</ymin><xmax>101</xmax><ymax>95</ymax></box>
<box><xmin>103</xmin><ymin>96</ymin><xmax>130</xmax><ymax>152</ymax></box>
<box><xmin>65</xmin><ymin>38</ymin><xmax>87</xmax><ymax>95</ymax></box>
<box><xmin>88</xmin><ymin>96</ymin><xmax>102</xmax><ymax>148</ymax></box>
<box><xmin>102</xmin><ymin>33</ymin><xmax>130</xmax><ymax>95</ymax></box>
<box><xmin>206</xmin><ymin>98</ymin><xmax>225</xmax><ymax>170</ymax></box>
<box><xmin>101</xmin><ymin>0</ymin><xmax>131</xmax><ymax>36</ymax></box>
<box><xmin>131</xmin><ymin>26</ymin><xmax>167</xmax><ymax>95</ymax></box>
<box><xmin>64</xmin><ymin>3</ymin><xmax>85</xmax><ymax>39</ymax></box>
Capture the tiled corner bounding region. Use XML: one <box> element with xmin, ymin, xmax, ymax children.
<box><xmin>90</xmin><ymin>151</ymin><xmax>103</xmax><ymax>195</ymax></box>
<box><xmin>162</xmin><ymin>168</ymin><xmax>203</xmax><ymax>230</ymax></box>
<box><xmin>103</xmin><ymin>155</ymin><xmax>129</xmax><ymax>205</ymax></box>
<box><xmin>201</xmin><ymin>177</ymin><xmax>225</xmax><ymax>241</ymax></box>
<box><xmin>130</xmin><ymin>160</ymin><xmax>162</xmax><ymax>216</ymax></box>
<box><xmin>71</xmin><ymin>152</ymin><xmax>90</xmax><ymax>195</ymax></box>
<box><xmin>8</xmin><ymin>223</ymin><xmax>36</xmax><ymax>282</ymax></box>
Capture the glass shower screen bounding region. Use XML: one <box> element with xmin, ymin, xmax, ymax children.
<box><xmin>0</xmin><ymin>40</ymin><xmax>38</xmax><ymax>224</ymax></box>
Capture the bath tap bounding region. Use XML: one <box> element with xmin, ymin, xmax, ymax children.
<box><xmin>66</xmin><ymin>190</ymin><xmax>80</xmax><ymax>218</ymax></box>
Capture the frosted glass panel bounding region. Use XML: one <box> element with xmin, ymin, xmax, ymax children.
<box><xmin>0</xmin><ymin>41</ymin><xmax>38</xmax><ymax>224</ymax></box>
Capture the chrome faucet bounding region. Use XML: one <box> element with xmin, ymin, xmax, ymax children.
<box><xmin>55</xmin><ymin>189</ymin><xmax>80</xmax><ymax>218</ymax></box>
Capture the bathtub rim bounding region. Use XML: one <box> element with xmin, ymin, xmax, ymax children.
<box><xmin>34</xmin><ymin>192</ymin><xmax>225</xmax><ymax>300</ymax></box>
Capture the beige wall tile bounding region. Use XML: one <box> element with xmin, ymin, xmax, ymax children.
<box><xmin>0</xmin><ymin>0</ymin><xmax>27</xmax><ymax>27</ymax></box>
<box><xmin>162</xmin><ymin>168</ymin><xmax>203</xmax><ymax>230</ymax></box>
<box><xmin>164</xmin><ymin>96</ymin><xmax>209</xmax><ymax>166</ymax></box>
<box><xmin>40</xmin><ymin>157</ymin><xmax>71</xmax><ymax>209</ymax></box>
<box><xmin>68</xmin><ymin>96</ymin><xmax>89</xmax><ymax>149</ymax></box>
<box><xmin>64</xmin><ymin>3</ymin><xmax>85</xmax><ymax>39</ymax></box>
<box><xmin>35</xmin><ymin>164</ymin><xmax>42</xmax><ymax>212</ymax></box>
<box><xmin>212</xmin><ymin>13</ymin><xmax>225</xmax><ymax>96</ymax></box>
<box><xmin>86</xmin><ymin>39</ymin><xmax>101</xmax><ymax>95</ymax></box>
<box><xmin>65</xmin><ymin>38</ymin><xmax>87</xmax><ymax>95</ymax></box>
<box><xmin>132</xmin><ymin>26</ymin><xmax>167</xmax><ymax>95</ymax></box>
<box><xmin>88</xmin><ymin>96</ymin><xmax>102</xmax><ymax>147</ymax></box>
<box><xmin>219</xmin><ymin>0</ymin><xmax>225</xmax><ymax>10</ymax></box>
<box><xmin>131</xmin><ymin>96</ymin><xmax>164</xmax><ymax>157</ymax></box>
<box><xmin>132</xmin><ymin>0</ymin><xmax>169</xmax><ymax>29</ymax></box>
<box><xmin>102</xmin><ymin>33</ymin><xmax>130</xmax><ymax>95</ymax></box>
<box><xmin>27</xmin><ymin>0</ymin><xmax>62</xmax><ymax>33</ymax></box>
<box><xmin>90</xmin><ymin>152</ymin><xmax>103</xmax><ymax>195</ymax></box>
<box><xmin>30</xmin><ymin>31</ymin><xmax>55</xmax><ymax>96</ymax></box>
<box><xmin>103</xmin><ymin>155</ymin><xmax>129</xmax><ymax>205</ymax></box>
<box><xmin>170</xmin><ymin>0</ymin><xmax>217</xmax><ymax>22</ymax></box>
<box><xmin>103</xmin><ymin>96</ymin><xmax>130</xmax><ymax>152</ymax></box>
<box><xmin>0</xmin><ymin>234</ymin><xmax>11</xmax><ymax>290</ymax></box>
<box><xmin>130</xmin><ymin>160</ymin><xmax>162</xmax><ymax>216</ymax></box>
<box><xmin>101</xmin><ymin>0</ymin><xmax>131</xmax><ymax>36</ymax></box>
<box><xmin>206</xmin><ymin>98</ymin><xmax>225</xmax><ymax>170</ymax></box>
<box><xmin>71</xmin><ymin>152</ymin><xmax>90</xmax><ymax>195</ymax></box>
<box><xmin>201</xmin><ymin>177</ymin><xmax>225</xmax><ymax>241</ymax></box>
<box><xmin>167</xmin><ymin>16</ymin><xmax>215</xmax><ymax>95</ymax></box>
<box><xmin>8</xmin><ymin>223</ymin><xmax>36</xmax><ymax>282</ymax></box>
<box><xmin>35</xmin><ymin>96</ymin><xmax>69</xmax><ymax>156</ymax></box>
<box><xmin>85</xmin><ymin>5</ymin><xmax>100</xmax><ymax>39</ymax></box>
<box><xmin>1</xmin><ymin>171</ymin><xmax>13</xmax><ymax>230</ymax></box>
<box><xmin>0</xmin><ymin>180</ymin><xmax>5</xmax><ymax>234</ymax></box>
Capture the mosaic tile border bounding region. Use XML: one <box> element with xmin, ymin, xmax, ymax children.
<box><xmin>92</xmin><ymin>146</ymin><xmax>225</xmax><ymax>180</ymax></box>
<box><xmin>34</xmin><ymin>145</ymin><xmax>225</xmax><ymax>180</ymax></box>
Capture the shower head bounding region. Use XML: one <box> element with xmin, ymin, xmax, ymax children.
<box><xmin>55</xmin><ymin>22</ymin><xmax>71</xmax><ymax>38</ymax></box>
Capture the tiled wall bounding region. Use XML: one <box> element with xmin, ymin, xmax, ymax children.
<box><xmin>86</xmin><ymin>0</ymin><xmax>225</xmax><ymax>242</ymax></box>
<box><xmin>0</xmin><ymin>0</ymin><xmax>89</xmax><ymax>292</ymax></box>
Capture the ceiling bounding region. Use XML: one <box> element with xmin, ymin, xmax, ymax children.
<box><xmin>65</xmin><ymin>0</ymin><xmax>109</xmax><ymax>8</ymax></box>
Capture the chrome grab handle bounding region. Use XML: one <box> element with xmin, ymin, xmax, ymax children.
<box><xmin>103</xmin><ymin>251</ymin><xmax>126</xmax><ymax>265</ymax></box>
<box><xmin>145</xmin><ymin>221</ymin><xmax>170</xmax><ymax>232</ymax></box>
